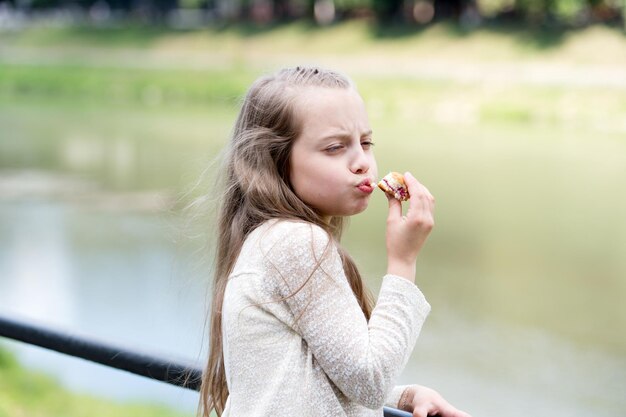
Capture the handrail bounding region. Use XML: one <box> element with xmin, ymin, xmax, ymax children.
<box><xmin>0</xmin><ymin>313</ymin><xmax>412</xmax><ymax>417</ymax></box>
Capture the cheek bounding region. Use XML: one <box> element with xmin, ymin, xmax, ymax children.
<box><xmin>288</xmin><ymin>150</ymin><xmax>307</xmax><ymax>192</ymax></box>
<box><xmin>289</xmin><ymin>159</ymin><xmax>321</xmax><ymax>200</ymax></box>
<box><xmin>370</xmin><ymin>155</ymin><xmax>378</xmax><ymax>179</ymax></box>
<box><xmin>295</xmin><ymin>166</ymin><xmax>340</xmax><ymax>204</ymax></box>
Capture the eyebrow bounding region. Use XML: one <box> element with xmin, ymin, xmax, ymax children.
<box><xmin>320</xmin><ymin>130</ymin><xmax>373</xmax><ymax>141</ymax></box>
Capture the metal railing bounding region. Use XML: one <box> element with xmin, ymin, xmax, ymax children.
<box><xmin>0</xmin><ymin>313</ymin><xmax>412</xmax><ymax>417</ymax></box>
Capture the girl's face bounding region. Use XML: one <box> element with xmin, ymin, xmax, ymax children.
<box><xmin>289</xmin><ymin>87</ymin><xmax>378</xmax><ymax>221</ymax></box>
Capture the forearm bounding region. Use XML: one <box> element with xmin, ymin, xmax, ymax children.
<box><xmin>387</xmin><ymin>259</ymin><xmax>416</xmax><ymax>283</ymax></box>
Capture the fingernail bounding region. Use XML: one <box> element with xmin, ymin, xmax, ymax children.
<box><xmin>404</xmin><ymin>171</ymin><xmax>413</xmax><ymax>179</ymax></box>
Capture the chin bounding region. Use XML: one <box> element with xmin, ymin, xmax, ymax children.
<box><xmin>320</xmin><ymin>197</ymin><xmax>371</xmax><ymax>218</ymax></box>
<box><xmin>346</xmin><ymin>201</ymin><xmax>370</xmax><ymax>216</ymax></box>
<box><xmin>321</xmin><ymin>207</ymin><xmax>367</xmax><ymax>219</ymax></box>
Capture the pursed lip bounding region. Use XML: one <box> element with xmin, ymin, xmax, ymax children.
<box><xmin>356</xmin><ymin>178</ymin><xmax>375</xmax><ymax>187</ymax></box>
<box><xmin>356</xmin><ymin>178</ymin><xmax>375</xmax><ymax>194</ymax></box>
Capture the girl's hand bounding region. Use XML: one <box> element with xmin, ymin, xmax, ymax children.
<box><xmin>386</xmin><ymin>172</ymin><xmax>435</xmax><ymax>282</ymax></box>
<box><xmin>399</xmin><ymin>385</ymin><xmax>472</xmax><ymax>417</ymax></box>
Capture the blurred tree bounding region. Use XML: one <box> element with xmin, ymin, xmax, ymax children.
<box><xmin>371</xmin><ymin>0</ymin><xmax>403</xmax><ymax>21</ymax></box>
<box><xmin>2</xmin><ymin>0</ymin><xmax>623</xmax><ymax>27</ymax></box>
<box><xmin>517</xmin><ymin>0</ymin><xmax>556</xmax><ymax>23</ymax></box>
<box><xmin>29</xmin><ymin>0</ymin><xmax>60</xmax><ymax>8</ymax></box>
<box><xmin>588</xmin><ymin>0</ymin><xmax>623</xmax><ymax>23</ymax></box>
<box><xmin>434</xmin><ymin>0</ymin><xmax>466</xmax><ymax>19</ymax></box>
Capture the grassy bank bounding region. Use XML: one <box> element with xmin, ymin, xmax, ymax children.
<box><xmin>3</xmin><ymin>21</ymin><xmax>626</xmax><ymax>64</ymax></box>
<box><xmin>2</xmin><ymin>62</ymin><xmax>624</xmax><ymax>137</ymax></box>
<box><xmin>2</xmin><ymin>22</ymin><xmax>625</xmax><ymax>135</ymax></box>
<box><xmin>0</xmin><ymin>346</ymin><xmax>192</xmax><ymax>417</ymax></box>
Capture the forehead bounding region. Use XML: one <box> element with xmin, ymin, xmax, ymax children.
<box><xmin>293</xmin><ymin>87</ymin><xmax>370</xmax><ymax>138</ymax></box>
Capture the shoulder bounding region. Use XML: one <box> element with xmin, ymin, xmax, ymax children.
<box><xmin>255</xmin><ymin>220</ymin><xmax>344</xmax><ymax>293</ymax></box>
<box><xmin>259</xmin><ymin>219</ymin><xmax>330</xmax><ymax>246</ymax></box>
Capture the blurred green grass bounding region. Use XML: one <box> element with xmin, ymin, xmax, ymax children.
<box><xmin>2</xmin><ymin>63</ymin><xmax>625</xmax><ymax>132</ymax></box>
<box><xmin>0</xmin><ymin>65</ymin><xmax>253</xmax><ymax>106</ymax></box>
<box><xmin>3</xmin><ymin>21</ymin><xmax>626</xmax><ymax>61</ymax></box>
<box><xmin>0</xmin><ymin>345</ymin><xmax>191</xmax><ymax>417</ymax></box>
<box><xmin>3</xmin><ymin>21</ymin><xmax>626</xmax><ymax>131</ymax></box>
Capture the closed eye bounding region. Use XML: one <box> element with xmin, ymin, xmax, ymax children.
<box><xmin>361</xmin><ymin>140</ymin><xmax>375</xmax><ymax>150</ymax></box>
<box><xmin>324</xmin><ymin>143</ymin><xmax>346</xmax><ymax>154</ymax></box>
<box><xmin>325</xmin><ymin>144</ymin><xmax>345</xmax><ymax>154</ymax></box>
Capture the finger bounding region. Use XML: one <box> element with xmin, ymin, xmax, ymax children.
<box><xmin>414</xmin><ymin>177</ymin><xmax>435</xmax><ymax>208</ymax></box>
<box><xmin>404</xmin><ymin>172</ymin><xmax>429</xmax><ymax>218</ymax></box>
<box><xmin>445</xmin><ymin>408</ymin><xmax>471</xmax><ymax>417</ymax></box>
<box><xmin>423</xmin><ymin>185</ymin><xmax>435</xmax><ymax>215</ymax></box>
<box><xmin>411</xmin><ymin>404</ymin><xmax>429</xmax><ymax>417</ymax></box>
<box><xmin>405</xmin><ymin>172</ymin><xmax>434</xmax><ymax>203</ymax></box>
<box><xmin>421</xmin><ymin>182</ymin><xmax>435</xmax><ymax>201</ymax></box>
<box><xmin>386</xmin><ymin>192</ymin><xmax>403</xmax><ymax>223</ymax></box>
<box><xmin>420</xmin><ymin>183</ymin><xmax>435</xmax><ymax>211</ymax></box>
<box><xmin>403</xmin><ymin>172</ymin><xmax>424</xmax><ymax>213</ymax></box>
<box><xmin>436</xmin><ymin>404</ymin><xmax>462</xmax><ymax>417</ymax></box>
<box><xmin>432</xmin><ymin>399</ymin><xmax>469</xmax><ymax>417</ymax></box>
<box><xmin>410</xmin><ymin>177</ymin><xmax>435</xmax><ymax>218</ymax></box>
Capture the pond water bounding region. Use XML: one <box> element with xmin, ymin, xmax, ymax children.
<box><xmin>1</xmin><ymin>100</ymin><xmax>625</xmax><ymax>416</ymax></box>
<box><xmin>0</xmin><ymin>198</ymin><xmax>206</xmax><ymax>410</ymax></box>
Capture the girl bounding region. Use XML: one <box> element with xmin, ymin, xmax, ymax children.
<box><xmin>199</xmin><ymin>66</ymin><xmax>471</xmax><ymax>417</ymax></box>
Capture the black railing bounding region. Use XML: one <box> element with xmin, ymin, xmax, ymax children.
<box><xmin>0</xmin><ymin>313</ymin><xmax>411</xmax><ymax>417</ymax></box>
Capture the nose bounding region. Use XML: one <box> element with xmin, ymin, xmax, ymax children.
<box><xmin>350</xmin><ymin>147</ymin><xmax>370</xmax><ymax>175</ymax></box>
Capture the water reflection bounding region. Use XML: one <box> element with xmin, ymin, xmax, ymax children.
<box><xmin>1</xmin><ymin>202</ymin><xmax>75</xmax><ymax>323</ymax></box>
<box><xmin>0</xmin><ymin>111</ymin><xmax>217</xmax><ymax>194</ymax></box>
<box><xmin>0</xmin><ymin>198</ymin><xmax>208</xmax><ymax>411</ymax></box>
<box><xmin>407</xmin><ymin>309</ymin><xmax>626</xmax><ymax>417</ymax></box>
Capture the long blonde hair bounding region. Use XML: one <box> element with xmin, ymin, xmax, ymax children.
<box><xmin>199</xmin><ymin>66</ymin><xmax>375</xmax><ymax>416</ymax></box>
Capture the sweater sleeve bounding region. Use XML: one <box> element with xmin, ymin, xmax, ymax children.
<box><xmin>261</xmin><ymin>221</ymin><xmax>430</xmax><ymax>409</ymax></box>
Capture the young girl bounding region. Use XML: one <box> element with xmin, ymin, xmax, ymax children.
<box><xmin>199</xmin><ymin>66</ymin><xmax>471</xmax><ymax>417</ymax></box>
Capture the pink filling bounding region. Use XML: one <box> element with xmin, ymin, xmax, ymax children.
<box><xmin>383</xmin><ymin>178</ymin><xmax>408</xmax><ymax>200</ymax></box>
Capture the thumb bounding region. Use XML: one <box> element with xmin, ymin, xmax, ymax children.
<box><xmin>387</xmin><ymin>193</ymin><xmax>403</xmax><ymax>223</ymax></box>
<box><xmin>411</xmin><ymin>405</ymin><xmax>429</xmax><ymax>417</ymax></box>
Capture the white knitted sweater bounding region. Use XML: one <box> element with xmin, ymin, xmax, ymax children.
<box><xmin>221</xmin><ymin>219</ymin><xmax>431</xmax><ymax>416</ymax></box>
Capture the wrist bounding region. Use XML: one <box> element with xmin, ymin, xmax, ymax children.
<box><xmin>398</xmin><ymin>386</ymin><xmax>416</xmax><ymax>411</ymax></box>
<box><xmin>387</xmin><ymin>259</ymin><xmax>416</xmax><ymax>282</ymax></box>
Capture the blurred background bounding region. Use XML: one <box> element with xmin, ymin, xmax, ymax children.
<box><xmin>1</xmin><ymin>1</ymin><xmax>625</xmax><ymax>416</ymax></box>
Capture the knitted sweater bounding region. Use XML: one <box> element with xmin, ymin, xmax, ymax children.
<box><xmin>221</xmin><ymin>219</ymin><xmax>431</xmax><ymax>416</ymax></box>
